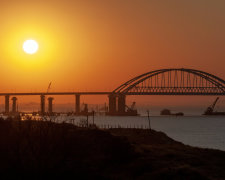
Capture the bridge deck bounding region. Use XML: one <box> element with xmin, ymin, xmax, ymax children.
<box><xmin>0</xmin><ymin>92</ymin><xmax>112</xmax><ymax>96</ymax></box>
<box><xmin>0</xmin><ymin>92</ymin><xmax>224</xmax><ymax>96</ymax></box>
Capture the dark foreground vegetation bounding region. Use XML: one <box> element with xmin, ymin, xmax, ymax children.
<box><xmin>0</xmin><ymin>117</ymin><xmax>225</xmax><ymax>179</ymax></box>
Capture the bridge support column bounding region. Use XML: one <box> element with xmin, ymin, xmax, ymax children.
<box><xmin>75</xmin><ymin>95</ymin><xmax>80</xmax><ymax>115</ymax></box>
<box><xmin>118</xmin><ymin>94</ymin><xmax>126</xmax><ymax>114</ymax></box>
<box><xmin>108</xmin><ymin>94</ymin><xmax>117</xmax><ymax>114</ymax></box>
<box><xmin>11</xmin><ymin>97</ymin><xmax>17</xmax><ymax>114</ymax></box>
<box><xmin>48</xmin><ymin>97</ymin><xmax>54</xmax><ymax>115</ymax></box>
<box><xmin>5</xmin><ymin>95</ymin><xmax>10</xmax><ymax>114</ymax></box>
<box><xmin>40</xmin><ymin>95</ymin><xmax>45</xmax><ymax>115</ymax></box>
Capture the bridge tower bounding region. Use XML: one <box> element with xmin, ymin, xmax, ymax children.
<box><xmin>48</xmin><ymin>97</ymin><xmax>54</xmax><ymax>115</ymax></box>
<box><xmin>108</xmin><ymin>94</ymin><xmax>117</xmax><ymax>114</ymax></box>
<box><xmin>75</xmin><ymin>95</ymin><xmax>80</xmax><ymax>115</ymax></box>
<box><xmin>40</xmin><ymin>95</ymin><xmax>45</xmax><ymax>115</ymax></box>
<box><xmin>118</xmin><ymin>94</ymin><xmax>126</xmax><ymax>114</ymax></box>
<box><xmin>11</xmin><ymin>97</ymin><xmax>17</xmax><ymax>114</ymax></box>
<box><xmin>5</xmin><ymin>95</ymin><xmax>10</xmax><ymax>114</ymax></box>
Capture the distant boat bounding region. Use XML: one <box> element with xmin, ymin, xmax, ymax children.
<box><xmin>160</xmin><ymin>109</ymin><xmax>184</xmax><ymax>116</ymax></box>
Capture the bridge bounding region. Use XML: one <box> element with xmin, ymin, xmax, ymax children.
<box><xmin>2</xmin><ymin>68</ymin><xmax>225</xmax><ymax>115</ymax></box>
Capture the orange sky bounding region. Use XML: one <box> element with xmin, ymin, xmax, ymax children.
<box><xmin>0</xmin><ymin>0</ymin><xmax>225</xmax><ymax>106</ymax></box>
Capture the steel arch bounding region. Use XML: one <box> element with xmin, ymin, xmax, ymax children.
<box><xmin>113</xmin><ymin>68</ymin><xmax>225</xmax><ymax>95</ymax></box>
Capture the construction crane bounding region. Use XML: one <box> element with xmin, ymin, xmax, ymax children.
<box><xmin>203</xmin><ymin>97</ymin><xmax>220</xmax><ymax>115</ymax></box>
<box><xmin>47</xmin><ymin>82</ymin><xmax>52</xmax><ymax>93</ymax></box>
<box><xmin>126</xmin><ymin>102</ymin><xmax>137</xmax><ymax>113</ymax></box>
<box><xmin>125</xmin><ymin>102</ymin><xmax>138</xmax><ymax>115</ymax></box>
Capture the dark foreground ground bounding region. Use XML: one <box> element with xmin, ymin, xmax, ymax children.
<box><xmin>0</xmin><ymin>117</ymin><xmax>225</xmax><ymax>179</ymax></box>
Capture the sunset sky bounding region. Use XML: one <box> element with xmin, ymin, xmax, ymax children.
<box><xmin>0</xmin><ymin>0</ymin><xmax>225</xmax><ymax>109</ymax></box>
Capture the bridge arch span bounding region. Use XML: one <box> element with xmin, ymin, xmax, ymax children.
<box><xmin>113</xmin><ymin>68</ymin><xmax>225</xmax><ymax>95</ymax></box>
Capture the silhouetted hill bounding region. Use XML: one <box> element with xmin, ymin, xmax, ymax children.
<box><xmin>0</xmin><ymin>117</ymin><xmax>224</xmax><ymax>179</ymax></box>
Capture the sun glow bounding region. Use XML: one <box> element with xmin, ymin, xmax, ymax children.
<box><xmin>23</xmin><ymin>39</ymin><xmax>39</xmax><ymax>54</ymax></box>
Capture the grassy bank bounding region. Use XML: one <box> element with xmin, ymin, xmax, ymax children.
<box><xmin>0</xmin><ymin>117</ymin><xmax>224</xmax><ymax>179</ymax></box>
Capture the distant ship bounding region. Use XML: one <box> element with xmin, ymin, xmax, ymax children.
<box><xmin>203</xmin><ymin>97</ymin><xmax>225</xmax><ymax>115</ymax></box>
<box><xmin>160</xmin><ymin>109</ymin><xmax>184</xmax><ymax>116</ymax></box>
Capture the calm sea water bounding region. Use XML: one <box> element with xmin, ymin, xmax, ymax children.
<box><xmin>56</xmin><ymin>115</ymin><xmax>225</xmax><ymax>151</ymax></box>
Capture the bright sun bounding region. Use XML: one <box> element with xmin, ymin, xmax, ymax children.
<box><xmin>23</xmin><ymin>39</ymin><xmax>39</xmax><ymax>54</ymax></box>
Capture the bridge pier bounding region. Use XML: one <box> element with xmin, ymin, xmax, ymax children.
<box><xmin>11</xmin><ymin>97</ymin><xmax>17</xmax><ymax>114</ymax></box>
<box><xmin>118</xmin><ymin>94</ymin><xmax>126</xmax><ymax>114</ymax></box>
<box><xmin>40</xmin><ymin>95</ymin><xmax>45</xmax><ymax>115</ymax></box>
<box><xmin>75</xmin><ymin>95</ymin><xmax>80</xmax><ymax>115</ymax></box>
<box><xmin>5</xmin><ymin>95</ymin><xmax>10</xmax><ymax>114</ymax></box>
<box><xmin>48</xmin><ymin>97</ymin><xmax>54</xmax><ymax>115</ymax></box>
<box><xmin>108</xmin><ymin>94</ymin><xmax>117</xmax><ymax>114</ymax></box>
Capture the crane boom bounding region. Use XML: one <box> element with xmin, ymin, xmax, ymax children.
<box><xmin>126</xmin><ymin>102</ymin><xmax>136</xmax><ymax>111</ymax></box>
<box><xmin>211</xmin><ymin>97</ymin><xmax>219</xmax><ymax>111</ymax></box>
<box><xmin>47</xmin><ymin>82</ymin><xmax>52</xmax><ymax>93</ymax></box>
